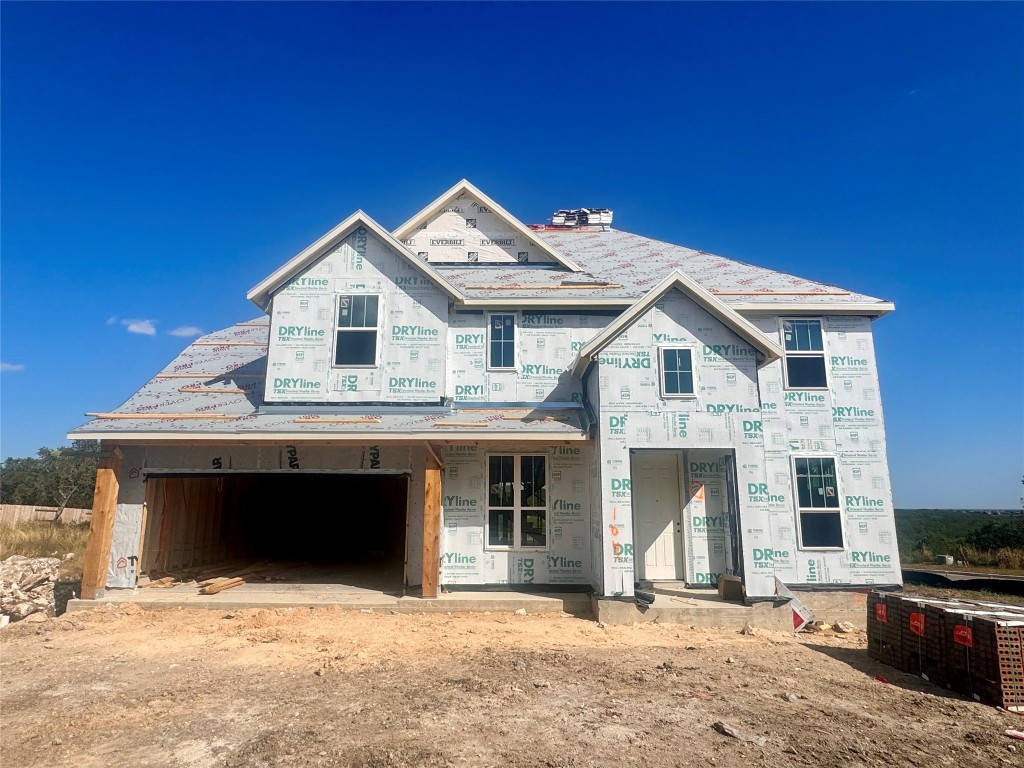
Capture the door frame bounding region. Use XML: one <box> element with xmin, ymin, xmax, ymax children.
<box><xmin>629</xmin><ymin>448</ymin><xmax>686</xmax><ymax>581</ymax></box>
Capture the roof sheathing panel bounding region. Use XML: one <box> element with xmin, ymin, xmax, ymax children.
<box><xmin>538</xmin><ymin>229</ymin><xmax>890</xmax><ymax>307</ymax></box>
<box><xmin>68</xmin><ymin>319</ymin><xmax>586</xmax><ymax>439</ymax></box>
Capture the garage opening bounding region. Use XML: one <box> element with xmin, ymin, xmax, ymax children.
<box><xmin>139</xmin><ymin>473</ymin><xmax>409</xmax><ymax>594</ymax></box>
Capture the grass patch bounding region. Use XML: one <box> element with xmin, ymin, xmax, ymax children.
<box><xmin>0</xmin><ymin>521</ymin><xmax>90</xmax><ymax>578</ymax></box>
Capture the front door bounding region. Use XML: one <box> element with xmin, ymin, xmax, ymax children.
<box><xmin>631</xmin><ymin>451</ymin><xmax>683</xmax><ymax>580</ymax></box>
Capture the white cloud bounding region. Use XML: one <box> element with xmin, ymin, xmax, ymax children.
<box><xmin>0</xmin><ymin>362</ymin><xmax>25</xmax><ymax>373</ymax></box>
<box><xmin>106</xmin><ymin>315</ymin><xmax>118</xmax><ymax>325</ymax></box>
<box><xmin>168</xmin><ymin>325</ymin><xmax>203</xmax><ymax>338</ymax></box>
<box><xmin>122</xmin><ymin>318</ymin><xmax>157</xmax><ymax>336</ymax></box>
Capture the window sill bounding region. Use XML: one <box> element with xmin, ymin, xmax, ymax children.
<box><xmin>782</xmin><ymin>387</ymin><xmax>829</xmax><ymax>392</ymax></box>
<box><xmin>487</xmin><ymin>367</ymin><xmax>517</xmax><ymax>373</ymax></box>
<box><xmin>796</xmin><ymin>546</ymin><xmax>845</xmax><ymax>552</ymax></box>
<box><xmin>660</xmin><ymin>394</ymin><xmax>697</xmax><ymax>400</ymax></box>
<box><xmin>331</xmin><ymin>364</ymin><xmax>379</xmax><ymax>369</ymax></box>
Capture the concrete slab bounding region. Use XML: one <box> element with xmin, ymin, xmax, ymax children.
<box><xmin>66</xmin><ymin>586</ymin><xmax>593</xmax><ymax>617</ymax></box>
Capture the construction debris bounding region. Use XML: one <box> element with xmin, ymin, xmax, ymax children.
<box><xmin>0</xmin><ymin>555</ymin><xmax>61</xmax><ymax>622</ymax></box>
<box><xmin>141</xmin><ymin>561</ymin><xmax>300</xmax><ymax>595</ymax></box>
<box><xmin>712</xmin><ymin>721</ymin><xmax>768</xmax><ymax>746</ymax></box>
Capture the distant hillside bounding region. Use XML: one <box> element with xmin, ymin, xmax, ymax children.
<box><xmin>895</xmin><ymin>509</ymin><xmax>1024</xmax><ymax>568</ymax></box>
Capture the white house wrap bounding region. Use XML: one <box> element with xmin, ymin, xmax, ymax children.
<box><xmin>71</xmin><ymin>180</ymin><xmax>901</xmax><ymax>601</ymax></box>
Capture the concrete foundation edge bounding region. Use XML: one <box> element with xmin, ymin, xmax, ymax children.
<box><xmin>592</xmin><ymin>589</ymin><xmax>870</xmax><ymax>629</ymax></box>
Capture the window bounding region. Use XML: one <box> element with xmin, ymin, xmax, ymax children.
<box><xmin>659</xmin><ymin>348</ymin><xmax>695</xmax><ymax>397</ymax></box>
<box><xmin>334</xmin><ymin>294</ymin><xmax>379</xmax><ymax>366</ymax></box>
<box><xmin>793</xmin><ymin>456</ymin><xmax>843</xmax><ymax>548</ymax></box>
<box><xmin>488</xmin><ymin>314</ymin><xmax>516</xmax><ymax>369</ymax></box>
<box><xmin>487</xmin><ymin>454</ymin><xmax>546</xmax><ymax>549</ymax></box>
<box><xmin>783</xmin><ymin>319</ymin><xmax>827</xmax><ymax>388</ymax></box>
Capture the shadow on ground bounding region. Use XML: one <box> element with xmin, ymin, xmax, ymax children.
<box><xmin>802</xmin><ymin>641</ymin><xmax>977</xmax><ymax>704</ymax></box>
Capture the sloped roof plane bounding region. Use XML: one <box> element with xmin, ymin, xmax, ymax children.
<box><xmin>246</xmin><ymin>210</ymin><xmax>463</xmax><ymax>311</ymax></box>
<box><xmin>572</xmin><ymin>269</ymin><xmax>785</xmax><ymax>377</ymax></box>
<box><xmin>393</xmin><ymin>179</ymin><xmax>584</xmax><ymax>272</ymax></box>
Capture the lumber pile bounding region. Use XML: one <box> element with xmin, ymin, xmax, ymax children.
<box><xmin>1</xmin><ymin>555</ymin><xmax>61</xmax><ymax>622</ymax></box>
<box><xmin>868</xmin><ymin>591</ymin><xmax>1024</xmax><ymax>711</ymax></box>
<box><xmin>142</xmin><ymin>561</ymin><xmax>299</xmax><ymax>595</ymax></box>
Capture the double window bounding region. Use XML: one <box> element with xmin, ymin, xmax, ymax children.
<box><xmin>487</xmin><ymin>454</ymin><xmax>547</xmax><ymax>549</ymax></box>
<box><xmin>782</xmin><ymin>319</ymin><xmax>827</xmax><ymax>388</ymax></box>
<box><xmin>335</xmin><ymin>294</ymin><xmax>379</xmax><ymax>366</ymax></box>
<box><xmin>488</xmin><ymin>313</ymin><xmax>516</xmax><ymax>369</ymax></box>
<box><xmin>793</xmin><ymin>456</ymin><xmax>843</xmax><ymax>549</ymax></box>
<box><xmin>659</xmin><ymin>347</ymin><xmax>695</xmax><ymax>397</ymax></box>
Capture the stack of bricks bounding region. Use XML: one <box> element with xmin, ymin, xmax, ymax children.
<box><xmin>866</xmin><ymin>592</ymin><xmax>1024</xmax><ymax>712</ymax></box>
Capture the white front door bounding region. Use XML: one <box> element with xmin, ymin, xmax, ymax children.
<box><xmin>632</xmin><ymin>451</ymin><xmax>683</xmax><ymax>580</ymax></box>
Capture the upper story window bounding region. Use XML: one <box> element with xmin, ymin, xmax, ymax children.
<box><xmin>793</xmin><ymin>456</ymin><xmax>843</xmax><ymax>549</ymax></box>
<box><xmin>659</xmin><ymin>347</ymin><xmax>695</xmax><ymax>398</ymax></box>
<box><xmin>783</xmin><ymin>318</ymin><xmax>827</xmax><ymax>389</ymax></box>
<box><xmin>488</xmin><ymin>313</ymin><xmax>516</xmax><ymax>370</ymax></box>
<box><xmin>334</xmin><ymin>294</ymin><xmax>379</xmax><ymax>366</ymax></box>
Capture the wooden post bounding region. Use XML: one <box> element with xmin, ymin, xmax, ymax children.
<box><xmin>80</xmin><ymin>459</ymin><xmax>120</xmax><ymax>600</ymax></box>
<box><xmin>421</xmin><ymin>450</ymin><xmax>442</xmax><ymax>599</ymax></box>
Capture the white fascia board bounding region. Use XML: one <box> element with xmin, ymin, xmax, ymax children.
<box><xmin>66</xmin><ymin>430</ymin><xmax>590</xmax><ymax>443</ymax></box>
<box><xmin>571</xmin><ymin>270</ymin><xmax>785</xmax><ymax>377</ymax></box>
<box><xmin>392</xmin><ymin>179</ymin><xmax>583</xmax><ymax>272</ymax></box>
<box><xmin>731</xmin><ymin>301</ymin><xmax>896</xmax><ymax>317</ymax></box>
<box><xmin>246</xmin><ymin>210</ymin><xmax>464</xmax><ymax>310</ymax></box>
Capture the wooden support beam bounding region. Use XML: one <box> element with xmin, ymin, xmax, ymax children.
<box><xmin>463</xmin><ymin>284</ymin><xmax>621</xmax><ymax>290</ymax></box>
<box><xmin>155</xmin><ymin>373</ymin><xmax>264</xmax><ymax>379</ymax></box>
<box><xmin>191</xmin><ymin>341</ymin><xmax>268</xmax><ymax>347</ymax></box>
<box><xmin>177</xmin><ymin>387</ymin><xmax>247</xmax><ymax>394</ymax></box>
<box><xmin>432</xmin><ymin>421</ymin><xmax>489</xmax><ymax>428</ymax></box>
<box><xmin>85</xmin><ymin>412</ymin><xmax>242</xmax><ymax>420</ymax></box>
<box><xmin>710</xmin><ymin>290</ymin><xmax>851</xmax><ymax>296</ymax></box>
<box><xmin>80</xmin><ymin>461</ymin><xmax>120</xmax><ymax>599</ymax></box>
<box><xmin>421</xmin><ymin>451</ymin><xmax>442</xmax><ymax>599</ymax></box>
<box><xmin>293</xmin><ymin>416</ymin><xmax>382</xmax><ymax>424</ymax></box>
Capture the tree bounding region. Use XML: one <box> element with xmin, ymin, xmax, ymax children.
<box><xmin>0</xmin><ymin>440</ymin><xmax>101</xmax><ymax>519</ymax></box>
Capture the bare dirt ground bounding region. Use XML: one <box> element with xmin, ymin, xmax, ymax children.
<box><xmin>2</xmin><ymin>606</ymin><xmax>1021</xmax><ymax>768</ymax></box>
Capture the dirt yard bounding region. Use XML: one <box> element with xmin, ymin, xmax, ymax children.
<box><xmin>2</xmin><ymin>606</ymin><xmax>1021</xmax><ymax>767</ymax></box>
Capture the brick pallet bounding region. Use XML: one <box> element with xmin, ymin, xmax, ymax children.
<box><xmin>866</xmin><ymin>591</ymin><xmax>1024</xmax><ymax>712</ymax></box>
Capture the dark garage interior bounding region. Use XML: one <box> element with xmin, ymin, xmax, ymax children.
<box><xmin>140</xmin><ymin>473</ymin><xmax>409</xmax><ymax>591</ymax></box>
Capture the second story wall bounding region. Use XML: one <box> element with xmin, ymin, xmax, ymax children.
<box><xmin>448</xmin><ymin>311</ymin><xmax>612</xmax><ymax>403</ymax></box>
<box><xmin>265</xmin><ymin>227</ymin><xmax>451</xmax><ymax>403</ymax></box>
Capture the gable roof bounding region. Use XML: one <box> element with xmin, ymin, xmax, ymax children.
<box><xmin>393</xmin><ymin>179</ymin><xmax>584</xmax><ymax>272</ymax></box>
<box><xmin>572</xmin><ymin>269</ymin><xmax>785</xmax><ymax>377</ymax></box>
<box><xmin>246</xmin><ymin>210</ymin><xmax>463</xmax><ymax>311</ymax></box>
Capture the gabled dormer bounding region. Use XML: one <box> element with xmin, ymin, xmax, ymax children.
<box><xmin>393</xmin><ymin>179</ymin><xmax>583</xmax><ymax>270</ymax></box>
<box><xmin>248</xmin><ymin>211</ymin><xmax>462</xmax><ymax>404</ymax></box>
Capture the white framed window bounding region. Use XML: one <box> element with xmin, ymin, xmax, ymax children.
<box><xmin>486</xmin><ymin>454</ymin><xmax>547</xmax><ymax>549</ymax></box>
<box><xmin>334</xmin><ymin>294</ymin><xmax>380</xmax><ymax>367</ymax></box>
<box><xmin>658</xmin><ymin>347</ymin><xmax>696</xmax><ymax>398</ymax></box>
<box><xmin>782</xmin><ymin>318</ymin><xmax>827</xmax><ymax>389</ymax></box>
<box><xmin>487</xmin><ymin>313</ymin><xmax>516</xmax><ymax>370</ymax></box>
<box><xmin>792</xmin><ymin>456</ymin><xmax>844</xmax><ymax>549</ymax></box>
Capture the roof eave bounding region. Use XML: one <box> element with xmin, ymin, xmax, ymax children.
<box><xmin>67</xmin><ymin>429</ymin><xmax>590</xmax><ymax>443</ymax></box>
<box><xmin>246</xmin><ymin>210</ymin><xmax>464</xmax><ymax>310</ymax></box>
<box><xmin>571</xmin><ymin>269</ymin><xmax>785</xmax><ymax>377</ymax></box>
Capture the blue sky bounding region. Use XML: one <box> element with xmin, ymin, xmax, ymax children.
<box><xmin>2</xmin><ymin>2</ymin><xmax>1021</xmax><ymax>508</ymax></box>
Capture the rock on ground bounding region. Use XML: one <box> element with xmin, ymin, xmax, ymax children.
<box><xmin>0</xmin><ymin>556</ymin><xmax>61</xmax><ymax>622</ymax></box>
